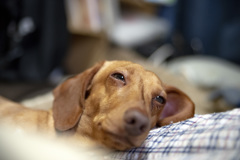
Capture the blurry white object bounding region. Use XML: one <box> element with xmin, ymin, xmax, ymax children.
<box><xmin>148</xmin><ymin>44</ymin><xmax>174</xmax><ymax>66</ymax></box>
<box><xmin>65</xmin><ymin>0</ymin><xmax>119</xmax><ymax>33</ymax></box>
<box><xmin>167</xmin><ymin>56</ymin><xmax>240</xmax><ymax>88</ymax></box>
<box><xmin>110</xmin><ymin>14</ymin><xmax>169</xmax><ymax>48</ymax></box>
<box><xmin>101</xmin><ymin>0</ymin><xmax>120</xmax><ymax>36</ymax></box>
<box><xmin>20</xmin><ymin>92</ymin><xmax>53</xmax><ymax>110</ymax></box>
<box><xmin>0</xmin><ymin>125</ymin><xmax>104</xmax><ymax>160</ymax></box>
<box><xmin>19</xmin><ymin>17</ymin><xmax>35</xmax><ymax>36</ymax></box>
<box><xmin>86</xmin><ymin>0</ymin><xmax>102</xmax><ymax>32</ymax></box>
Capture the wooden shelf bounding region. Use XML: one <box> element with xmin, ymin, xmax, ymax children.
<box><xmin>120</xmin><ymin>0</ymin><xmax>157</xmax><ymax>15</ymax></box>
<box><xmin>69</xmin><ymin>28</ymin><xmax>104</xmax><ymax>37</ymax></box>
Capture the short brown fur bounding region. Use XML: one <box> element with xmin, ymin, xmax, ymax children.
<box><xmin>0</xmin><ymin>61</ymin><xmax>195</xmax><ymax>150</ymax></box>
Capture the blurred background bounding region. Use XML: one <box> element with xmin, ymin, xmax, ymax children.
<box><xmin>0</xmin><ymin>0</ymin><xmax>240</xmax><ymax>114</ymax></box>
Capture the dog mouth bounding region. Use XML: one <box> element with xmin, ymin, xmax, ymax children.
<box><xmin>97</xmin><ymin>117</ymin><xmax>148</xmax><ymax>150</ymax></box>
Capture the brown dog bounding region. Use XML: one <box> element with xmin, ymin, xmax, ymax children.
<box><xmin>0</xmin><ymin>61</ymin><xmax>194</xmax><ymax>150</ymax></box>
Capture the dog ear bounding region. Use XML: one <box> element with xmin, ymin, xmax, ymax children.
<box><xmin>157</xmin><ymin>86</ymin><xmax>195</xmax><ymax>126</ymax></box>
<box><xmin>52</xmin><ymin>61</ymin><xmax>104</xmax><ymax>131</ymax></box>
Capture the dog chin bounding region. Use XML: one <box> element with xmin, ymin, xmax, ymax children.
<box><xmin>96</xmin><ymin>120</ymin><xmax>146</xmax><ymax>150</ymax></box>
<box><xmin>99</xmin><ymin>129</ymin><xmax>145</xmax><ymax>150</ymax></box>
<box><xmin>104</xmin><ymin>135</ymin><xmax>136</xmax><ymax>150</ymax></box>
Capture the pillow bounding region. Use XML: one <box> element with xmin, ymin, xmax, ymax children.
<box><xmin>110</xmin><ymin>109</ymin><xmax>240</xmax><ymax>160</ymax></box>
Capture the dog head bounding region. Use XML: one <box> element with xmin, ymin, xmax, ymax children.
<box><xmin>53</xmin><ymin>61</ymin><xmax>195</xmax><ymax>150</ymax></box>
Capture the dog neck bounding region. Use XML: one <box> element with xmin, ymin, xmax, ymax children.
<box><xmin>76</xmin><ymin>112</ymin><xmax>95</xmax><ymax>137</ymax></box>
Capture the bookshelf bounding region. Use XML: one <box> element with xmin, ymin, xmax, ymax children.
<box><xmin>65</xmin><ymin>0</ymin><xmax>119</xmax><ymax>36</ymax></box>
<box><xmin>64</xmin><ymin>0</ymin><xmax>117</xmax><ymax>73</ymax></box>
<box><xmin>64</xmin><ymin>0</ymin><xmax>159</xmax><ymax>74</ymax></box>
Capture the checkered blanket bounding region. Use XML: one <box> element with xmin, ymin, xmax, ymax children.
<box><xmin>109</xmin><ymin>109</ymin><xmax>240</xmax><ymax>160</ymax></box>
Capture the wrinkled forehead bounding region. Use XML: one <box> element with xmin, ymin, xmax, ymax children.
<box><xmin>93</xmin><ymin>61</ymin><xmax>164</xmax><ymax>87</ymax></box>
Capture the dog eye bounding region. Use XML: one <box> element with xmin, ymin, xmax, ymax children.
<box><xmin>154</xmin><ymin>96</ymin><xmax>165</xmax><ymax>104</ymax></box>
<box><xmin>111</xmin><ymin>73</ymin><xmax>125</xmax><ymax>82</ymax></box>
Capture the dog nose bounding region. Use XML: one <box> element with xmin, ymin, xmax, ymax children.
<box><xmin>124</xmin><ymin>109</ymin><xmax>149</xmax><ymax>136</ymax></box>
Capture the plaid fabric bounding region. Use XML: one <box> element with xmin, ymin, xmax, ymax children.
<box><xmin>109</xmin><ymin>109</ymin><xmax>240</xmax><ymax>160</ymax></box>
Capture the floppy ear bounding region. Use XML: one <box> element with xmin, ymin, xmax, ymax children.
<box><xmin>52</xmin><ymin>61</ymin><xmax>104</xmax><ymax>131</ymax></box>
<box><xmin>157</xmin><ymin>86</ymin><xmax>195</xmax><ymax>126</ymax></box>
